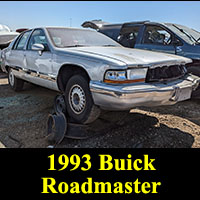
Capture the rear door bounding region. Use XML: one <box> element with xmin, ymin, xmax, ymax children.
<box><xmin>135</xmin><ymin>24</ymin><xmax>176</xmax><ymax>54</ymax></box>
<box><xmin>8</xmin><ymin>30</ymin><xmax>31</xmax><ymax>70</ymax></box>
<box><xmin>118</xmin><ymin>25</ymin><xmax>142</xmax><ymax>48</ymax></box>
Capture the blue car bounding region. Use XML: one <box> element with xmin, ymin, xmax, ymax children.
<box><xmin>82</xmin><ymin>20</ymin><xmax>200</xmax><ymax>97</ymax></box>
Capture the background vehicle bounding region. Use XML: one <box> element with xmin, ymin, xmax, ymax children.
<box><xmin>0</xmin><ymin>24</ymin><xmax>19</xmax><ymax>50</ymax></box>
<box><xmin>0</xmin><ymin>24</ymin><xmax>19</xmax><ymax>70</ymax></box>
<box><xmin>1</xmin><ymin>27</ymin><xmax>200</xmax><ymax>124</ymax></box>
<box><xmin>82</xmin><ymin>20</ymin><xmax>200</xmax><ymax>97</ymax></box>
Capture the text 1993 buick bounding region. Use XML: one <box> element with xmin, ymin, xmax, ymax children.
<box><xmin>1</xmin><ymin>27</ymin><xmax>200</xmax><ymax>124</ymax></box>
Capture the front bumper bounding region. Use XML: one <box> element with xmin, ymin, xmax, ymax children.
<box><xmin>90</xmin><ymin>74</ymin><xmax>200</xmax><ymax>110</ymax></box>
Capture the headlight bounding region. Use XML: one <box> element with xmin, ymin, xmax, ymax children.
<box><xmin>104</xmin><ymin>70</ymin><xmax>126</xmax><ymax>81</ymax></box>
<box><xmin>104</xmin><ymin>68</ymin><xmax>147</xmax><ymax>84</ymax></box>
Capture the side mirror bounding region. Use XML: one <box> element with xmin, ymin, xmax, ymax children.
<box><xmin>32</xmin><ymin>43</ymin><xmax>44</xmax><ymax>55</ymax></box>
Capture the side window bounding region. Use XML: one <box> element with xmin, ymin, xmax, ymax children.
<box><xmin>118</xmin><ymin>26</ymin><xmax>140</xmax><ymax>48</ymax></box>
<box><xmin>143</xmin><ymin>25</ymin><xmax>172</xmax><ymax>45</ymax></box>
<box><xmin>14</xmin><ymin>31</ymin><xmax>31</xmax><ymax>50</ymax></box>
<box><xmin>27</xmin><ymin>29</ymin><xmax>49</xmax><ymax>51</ymax></box>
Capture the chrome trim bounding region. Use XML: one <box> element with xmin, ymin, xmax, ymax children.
<box><xmin>90</xmin><ymin>80</ymin><xmax>173</xmax><ymax>97</ymax></box>
<box><xmin>11</xmin><ymin>66</ymin><xmax>56</xmax><ymax>82</ymax></box>
<box><xmin>89</xmin><ymin>74</ymin><xmax>200</xmax><ymax>110</ymax></box>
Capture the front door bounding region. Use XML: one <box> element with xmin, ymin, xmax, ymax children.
<box><xmin>135</xmin><ymin>25</ymin><xmax>176</xmax><ymax>54</ymax></box>
<box><xmin>25</xmin><ymin>29</ymin><xmax>54</xmax><ymax>89</ymax></box>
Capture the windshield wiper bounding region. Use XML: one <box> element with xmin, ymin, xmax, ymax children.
<box><xmin>62</xmin><ymin>45</ymin><xmax>89</xmax><ymax>48</ymax></box>
<box><xmin>101</xmin><ymin>45</ymin><xmax>118</xmax><ymax>47</ymax></box>
<box><xmin>62</xmin><ymin>44</ymin><xmax>117</xmax><ymax>48</ymax></box>
<box><xmin>172</xmin><ymin>24</ymin><xmax>198</xmax><ymax>44</ymax></box>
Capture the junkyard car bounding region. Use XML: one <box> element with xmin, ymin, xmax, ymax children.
<box><xmin>82</xmin><ymin>20</ymin><xmax>200</xmax><ymax>96</ymax></box>
<box><xmin>0</xmin><ymin>24</ymin><xmax>19</xmax><ymax>50</ymax></box>
<box><xmin>0</xmin><ymin>24</ymin><xmax>19</xmax><ymax>70</ymax></box>
<box><xmin>1</xmin><ymin>27</ymin><xmax>200</xmax><ymax>124</ymax></box>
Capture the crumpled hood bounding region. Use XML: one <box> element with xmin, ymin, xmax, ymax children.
<box><xmin>70</xmin><ymin>46</ymin><xmax>192</xmax><ymax>66</ymax></box>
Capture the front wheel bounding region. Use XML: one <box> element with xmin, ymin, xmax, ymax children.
<box><xmin>8</xmin><ymin>68</ymin><xmax>24</xmax><ymax>91</ymax></box>
<box><xmin>64</xmin><ymin>74</ymin><xmax>101</xmax><ymax>124</ymax></box>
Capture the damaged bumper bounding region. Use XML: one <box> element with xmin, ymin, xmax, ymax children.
<box><xmin>90</xmin><ymin>74</ymin><xmax>200</xmax><ymax>110</ymax></box>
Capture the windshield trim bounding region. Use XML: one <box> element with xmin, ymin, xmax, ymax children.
<box><xmin>172</xmin><ymin>24</ymin><xmax>197</xmax><ymax>44</ymax></box>
<box><xmin>165</xmin><ymin>23</ymin><xmax>200</xmax><ymax>45</ymax></box>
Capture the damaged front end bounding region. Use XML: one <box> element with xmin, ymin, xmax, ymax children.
<box><xmin>90</xmin><ymin>60</ymin><xmax>200</xmax><ymax>110</ymax></box>
<box><xmin>146</xmin><ymin>64</ymin><xmax>187</xmax><ymax>83</ymax></box>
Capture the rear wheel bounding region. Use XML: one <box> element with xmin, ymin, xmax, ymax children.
<box><xmin>64</xmin><ymin>74</ymin><xmax>101</xmax><ymax>124</ymax></box>
<box><xmin>187</xmin><ymin>66</ymin><xmax>200</xmax><ymax>98</ymax></box>
<box><xmin>8</xmin><ymin>68</ymin><xmax>24</xmax><ymax>91</ymax></box>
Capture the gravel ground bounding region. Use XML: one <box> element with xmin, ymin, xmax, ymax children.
<box><xmin>0</xmin><ymin>72</ymin><xmax>200</xmax><ymax>148</ymax></box>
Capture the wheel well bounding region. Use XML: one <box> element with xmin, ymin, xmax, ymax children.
<box><xmin>57</xmin><ymin>64</ymin><xmax>90</xmax><ymax>92</ymax></box>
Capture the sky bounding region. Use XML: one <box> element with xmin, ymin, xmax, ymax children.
<box><xmin>0</xmin><ymin>1</ymin><xmax>200</xmax><ymax>31</ymax></box>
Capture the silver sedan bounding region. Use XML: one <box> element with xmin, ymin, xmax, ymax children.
<box><xmin>1</xmin><ymin>27</ymin><xmax>200</xmax><ymax>124</ymax></box>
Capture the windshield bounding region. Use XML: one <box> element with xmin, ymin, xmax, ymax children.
<box><xmin>0</xmin><ymin>24</ymin><xmax>10</xmax><ymax>33</ymax></box>
<box><xmin>47</xmin><ymin>28</ymin><xmax>120</xmax><ymax>48</ymax></box>
<box><xmin>165</xmin><ymin>23</ymin><xmax>200</xmax><ymax>45</ymax></box>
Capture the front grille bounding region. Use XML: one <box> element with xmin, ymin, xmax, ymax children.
<box><xmin>145</xmin><ymin>65</ymin><xmax>187</xmax><ymax>83</ymax></box>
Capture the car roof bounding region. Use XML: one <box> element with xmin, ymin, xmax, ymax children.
<box><xmin>82</xmin><ymin>20</ymin><xmax>174</xmax><ymax>30</ymax></box>
<box><xmin>103</xmin><ymin>21</ymin><xmax>169</xmax><ymax>28</ymax></box>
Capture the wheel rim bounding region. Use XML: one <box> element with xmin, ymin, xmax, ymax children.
<box><xmin>9</xmin><ymin>69</ymin><xmax>15</xmax><ymax>87</ymax></box>
<box><xmin>69</xmin><ymin>84</ymin><xmax>86</xmax><ymax>114</ymax></box>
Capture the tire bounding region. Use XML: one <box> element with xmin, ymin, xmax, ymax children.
<box><xmin>64</xmin><ymin>74</ymin><xmax>101</xmax><ymax>124</ymax></box>
<box><xmin>8</xmin><ymin>68</ymin><xmax>24</xmax><ymax>91</ymax></box>
<box><xmin>47</xmin><ymin>113</ymin><xmax>67</xmax><ymax>145</ymax></box>
<box><xmin>187</xmin><ymin>66</ymin><xmax>200</xmax><ymax>98</ymax></box>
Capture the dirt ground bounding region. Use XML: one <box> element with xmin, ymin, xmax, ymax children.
<box><xmin>0</xmin><ymin>72</ymin><xmax>200</xmax><ymax>148</ymax></box>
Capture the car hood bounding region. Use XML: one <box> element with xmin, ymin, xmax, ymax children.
<box><xmin>69</xmin><ymin>46</ymin><xmax>192</xmax><ymax>67</ymax></box>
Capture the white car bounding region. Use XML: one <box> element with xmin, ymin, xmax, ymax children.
<box><xmin>0</xmin><ymin>24</ymin><xmax>19</xmax><ymax>47</ymax></box>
